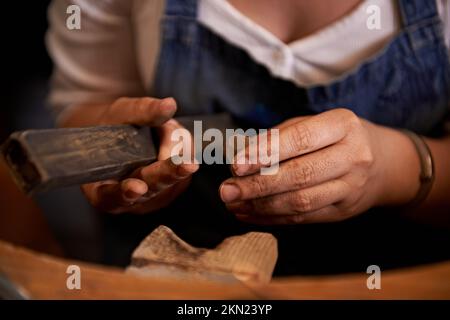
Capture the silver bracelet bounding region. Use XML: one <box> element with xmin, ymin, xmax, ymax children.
<box><xmin>401</xmin><ymin>130</ymin><xmax>435</xmax><ymax>208</ymax></box>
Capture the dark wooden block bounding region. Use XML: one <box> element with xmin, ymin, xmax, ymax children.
<box><xmin>1</xmin><ymin>125</ymin><xmax>156</xmax><ymax>194</ymax></box>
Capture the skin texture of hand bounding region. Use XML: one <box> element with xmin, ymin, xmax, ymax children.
<box><xmin>220</xmin><ymin>108</ymin><xmax>422</xmax><ymax>225</ymax></box>
<box><xmin>77</xmin><ymin>97</ymin><xmax>199</xmax><ymax>214</ymax></box>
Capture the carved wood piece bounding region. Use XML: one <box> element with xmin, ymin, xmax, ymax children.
<box><xmin>128</xmin><ymin>226</ymin><xmax>278</xmax><ymax>284</ymax></box>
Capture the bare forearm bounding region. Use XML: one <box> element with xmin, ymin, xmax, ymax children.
<box><xmin>380</xmin><ymin>125</ymin><xmax>450</xmax><ymax>227</ymax></box>
<box><xmin>414</xmin><ymin>135</ymin><xmax>450</xmax><ymax>226</ymax></box>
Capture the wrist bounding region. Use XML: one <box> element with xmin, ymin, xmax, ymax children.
<box><xmin>373</xmin><ymin>125</ymin><xmax>421</xmax><ymax>207</ymax></box>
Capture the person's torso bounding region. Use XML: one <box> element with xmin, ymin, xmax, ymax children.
<box><xmin>149</xmin><ymin>0</ymin><xmax>450</xmax><ymax>134</ymax></box>
<box><xmin>105</xmin><ymin>0</ymin><xmax>450</xmax><ymax>274</ymax></box>
<box><xmin>226</xmin><ymin>0</ymin><xmax>364</xmax><ymax>44</ymax></box>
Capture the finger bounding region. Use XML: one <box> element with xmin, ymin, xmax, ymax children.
<box><xmin>83</xmin><ymin>178</ymin><xmax>148</xmax><ymax>212</ymax></box>
<box><xmin>226</xmin><ymin>117</ymin><xmax>310</xmax><ymax>170</ymax></box>
<box><xmin>233</xmin><ymin>108</ymin><xmax>356</xmax><ymax>176</ymax></box>
<box><xmin>226</xmin><ymin>179</ymin><xmax>349</xmax><ymax>216</ymax></box>
<box><xmin>120</xmin><ymin>178</ymin><xmax>149</xmax><ymax>202</ymax></box>
<box><xmin>122</xmin><ymin>176</ymin><xmax>193</xmax><ymax>214</ymax></box>
<box><xmin>157</xmin><ymin>119</ymin><xmax>195</xmax><ymax>161</ymax></box>
<box><xmin>273</xmin><ymin>115</ymin><xmax>311</xmax><ymax>130</ymax></box>
<box><xmin>295</xmin><ymin>205</ymin><xmax>347</xmax><ymax>223</ymax></box>
<box><xmin>221</xmin><ymin>144</ymin><xmax>352</xmax><ymax>202</ymax></box>
<box><xmin>101</xmin><ymin>97</ymin><xmax>177</xmax><ymax>126</ymax></box>
<box><xmin>132</xmin><ymin>156</ymin><xmax>198</xmax><ymax>195</ymax></box>
<box><xmin>235</xmin><ymin>206</ymin><xmax>338</xmax><ymax>225</ymax></box>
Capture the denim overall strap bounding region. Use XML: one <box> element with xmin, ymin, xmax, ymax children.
<box><xmin>396</xmin><ymin>0</ymin><xmax>450</xmax><ymax>133</ymax></box>
<box><xmin>306</xmin><ymin>0</ymin><xmax>450</xmax><ymax>134</ymax></box>
<box><xmin>399</xmin><ymin>0</ymin><xmax>439</xmax><ymax>26</ymax></box>
<box><xmin>163</xmin><ymin>0</ymin><xmax>197</xmax><ymax>17</ymax></box>
<box><xmin>399</xmin><ymin>0</ymin><xmax>446</xmax><ymax>53</ymax></box>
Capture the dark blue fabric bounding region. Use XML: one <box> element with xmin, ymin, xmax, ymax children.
<box><xmin>153</xmin><ymin>0</ymin><xmax>450</xmax><ymax>134</ymax></box>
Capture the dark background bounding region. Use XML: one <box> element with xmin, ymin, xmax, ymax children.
<box><xmin>0</xmin><ymin>1</ymin><xmax>103</xmax><ymax>263</ymax></box>
<box><xmin>1</xmin><ymin>1</ymin><xmax>53</xmax><ymax>141</ymax></box>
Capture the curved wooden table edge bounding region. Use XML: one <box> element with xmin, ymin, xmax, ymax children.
<box><xmin>1</xmin><ymin>240</ymin><xmax>449</xmax><ymax>299</ymax></box>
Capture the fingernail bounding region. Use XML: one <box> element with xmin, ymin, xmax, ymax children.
<box><xmin>165</xmin><ymin>118</ymin><xmax>178</xmax><ymax>126</ymax></box>
<box><xmin>233</xmin><ymin>163</ymin><xmax>251</xmax><ymax>176</ymax></box>
<box><xmin>160</xmin><ymin>98</ymin><xmax>176</xmax><ymax>111</ymax></box>
<box><xmin>170</xmin><ymin>155</ymin><xmax>184</xmax><ymax>166</ymax></box>
<box><xmin>220</xmin><ymin>183</ymin><xmax>241</xmax><ymax>202</ymax></box>
<box><xmin>232</xmin><ymin>151</ymin><xmax>251</xmax><ymax>176</ymax></box>
<box><xmin>124</xmin><ymin>189</ymin><xmax>142</xmax><ymax>201</ymax></box>
<box><xmin>177</xmin><ymin>163</ymin><xmax>198</xmax><ymax>177</ymax></box>
<box><xmin>121</xmin><ymin>179</ymin><xmax>147</xmax><ymax>201</ymax></box>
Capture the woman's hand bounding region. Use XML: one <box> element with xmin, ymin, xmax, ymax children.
<box><xmin>75</xmin><ymin>97</ymin><xmax>198</xmax><ymax>214</ymax></box>
<box><xmin>220</xmin><ymin>108</ymin><xmax>421</xmax><ymax>224</ymax></box>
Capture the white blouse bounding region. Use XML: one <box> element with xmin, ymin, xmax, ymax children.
<box><xmin>46</xmin><ymin>0</ymin><xmax>450</xmax><ymax>121</ymax></box>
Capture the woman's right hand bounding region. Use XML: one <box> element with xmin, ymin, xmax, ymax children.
<box><xmin>68</xmin><ymin>97</ymin><xmax>199</xmax><ymax>214</ymax></box>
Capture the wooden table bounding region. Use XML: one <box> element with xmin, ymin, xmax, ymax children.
<box><xmin>1</xmin><ymin>240</ymin><xmax>449</xmax><ymax>299</ymax></box>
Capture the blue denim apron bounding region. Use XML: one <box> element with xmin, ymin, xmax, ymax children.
<box><xmin>152</xmin><ymin>0</ymin><xmax>450</xmax><ymax>134</ymax></box>
<box><xmin>103</xmin><ymin>0</ymin><xmax>450</xmax><ymax>273</ymax></box>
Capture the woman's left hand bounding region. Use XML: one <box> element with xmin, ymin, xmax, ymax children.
<box><xmin>220</xmin><ymin>108</ymin><xmax>421</xmax><ymax>225</ymax></box>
